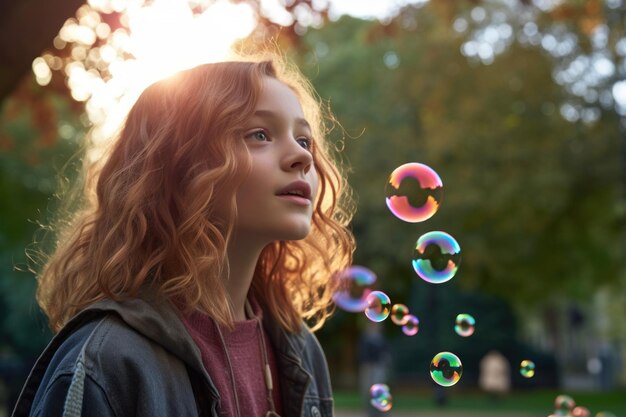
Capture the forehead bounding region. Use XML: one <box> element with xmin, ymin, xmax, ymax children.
<box><xmin>255</xmin><ymin>77</ymin><xmax>305</xmax><ymax>119</ymax></box>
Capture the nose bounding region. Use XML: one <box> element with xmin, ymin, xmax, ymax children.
<box><xmin>283</xmin><ymin>138</ymin><xmax>314</xmax><ymax>175</ymax></box>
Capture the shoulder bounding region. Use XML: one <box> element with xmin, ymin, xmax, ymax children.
<box><xmin>29</xmin><ymin>314</ymin><xmax>197</xmax><ymax>417</ymax></box>
<box><xmin>299</xmin><ymin>325</ymin><xmax>326</xmax><ymax>360</ymax></box>
<box><xmin>294</xmin><ymin>324</ymin><xmax>333</xmax><ymax>395</ymax></box>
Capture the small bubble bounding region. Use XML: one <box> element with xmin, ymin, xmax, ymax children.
<box><xmin>430</xmin><ymin>352</ymin><xmax>463</xmax><ymax>387</ymax></box>
<box><xmin>369</xmin><ymin>383</ymin><xmax>392</xmax><ymax>412</ymax></box>
<box><xmin>520</xmin><ymin>359</ymin><xmax>535</xmax><ymax>378</ymax></box>
<box><xmin>412</xmin><ymin>231</ymin><xmax>461</xmax><ymax>284</ymax></box>
<box><xmin>390</xmin><ymin>304</ymin><xmax>410</xmax><ymax>325</ymax></box>
<box><xmin>572</xmin><ymin>406</ymin><xmax>590</xmax><ymax>417</ymax></box>
<box><xmin>401</xmin><ymin>314</ymin><xmax>419</xmax><ymax>336</ymax></box>
<box><xmin>454</xmin><ymin>313</ymin><xmax>475</xmax><ymax>337</ymax></box>
<box><xmin>554</xmin><ymin>394</ymin><xmax>576</xmax><ymax>414</ymax></box>
<box><xmin>365</xmin><ymin>291</ymin><xmax>391</xmax><ymax>322</ymax></box>
<box><xmin>385</xmin><ymin>163</ymin><xmax>443</xmax><ymax>223</ymax></box>
<box><xmin>332</xmin><ymin>266</ymin><xmax>376</xmax><ymax>312</ymax></box>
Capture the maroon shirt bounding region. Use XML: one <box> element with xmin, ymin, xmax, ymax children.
<box><xmin>181</xmin><ymin>302</ymin><xmax>283</xmax><ymax>417</ymax></box>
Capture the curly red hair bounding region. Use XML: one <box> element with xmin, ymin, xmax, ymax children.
<box><xmin>34</xmin><ymin>55</ymin><xmax>355</xmax><ymax>333</ymax></box>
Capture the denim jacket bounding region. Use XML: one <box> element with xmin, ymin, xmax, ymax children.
<box><xmin>11</xmin><ymin>292</ymin><xmax>334</xmax><ymax>417</ymax></box>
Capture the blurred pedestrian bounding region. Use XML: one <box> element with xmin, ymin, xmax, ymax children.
<box><xmin>479</xmin><ymin>350</ymin><xmax>511</xmax><ymax>401</ymax></box>
<box><xmin>358</xmin><ymin>321</ymin><xmax>390</xmax><ymax>417</ymax></box>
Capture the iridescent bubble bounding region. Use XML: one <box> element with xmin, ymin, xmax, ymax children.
<box><xmin>365</xmin><ymin>291</ymin><xmax>391</xmax><ymax>322</ymax></box>
<box><xmin>554</xmin><ymin>395</ymin><xmax>576</xmax><ymax>414</ymax></box>
<box><xmin>572</xmin><ymin>407</ymin><xmax>590</xmax><ymax>417</ymax></box>
<box><xmin>430</xmin><ymin>352</ymin><xmax>463</xmax><ymax>387</ymax></box>
<box><xmin>369</xmin><ymin>383</ymin><xmax>392</xmax><ymax>412</ymax></box>
<box><xmin>332</xmin><ymin>266</ymin><xmax>376</xmax><ymax>312</ymax></box>
<box><xmin>401</xmin><ymin>314</ymin><xmax>419</xmax><ymax>336</ymax></box>
<box><xmin>454</xmin><ymin>313</ymin><xmax>475</xmax><ymax>337</ymax></box>
<box><xmin>390</xmin><ymin>304</ymin><xmax>410</xmax><ymax>325</ymax></box>
<box><xmin>520</xmin><ymin>359</ymin><xmax>535</xmax><ymax>378</ymax></box>
<box><xmin>412</xmin><ymin>231</ymin><xmax>461</xmax><ymax>284</ymax></box>
<box><xmin>385</xmin><ymin>162</ymin><xmax>443</xmax><ymax>223</ymax></box>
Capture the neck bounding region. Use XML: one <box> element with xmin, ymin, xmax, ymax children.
<box><xmin>223</xmin><ymin>236</ymin><xmax>266</xmax><ymax>321</ymax></box>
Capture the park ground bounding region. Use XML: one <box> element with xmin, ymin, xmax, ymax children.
<box><xmin>333</xmin><ymin>389</ymin><xmax>625</xmax><ymax>417</ymax></box>
<box><xmin>1</xmin><ymin>389</ymin><xmax>624</xmax><ymax>416</ymax></box>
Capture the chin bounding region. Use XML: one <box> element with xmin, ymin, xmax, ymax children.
<box><xmin>280</xmin><ymin>224</ymin><xmax>312</xmax><ymax>241</ymax></box>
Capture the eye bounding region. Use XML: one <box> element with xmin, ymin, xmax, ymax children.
<box><xmin>297</xmin><ymin>136</ymin><xmax>313</xmax><ymax>151</ymax></box>
<box><xmin>246</xmin><ymin>129</ymin><xmax>270</xmax><ymax>142</ymax></box>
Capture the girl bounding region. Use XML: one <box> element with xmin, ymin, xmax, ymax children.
<box><xmin>13</xmin><ymin>55</ymin><xmax>355</xmax><ymax>417</ymax></box>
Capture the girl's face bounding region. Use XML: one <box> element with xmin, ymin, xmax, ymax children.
<box><xmin>232</xmin><ymin>76</ymin><xmax>319</xmax><ymax>245</ymax></box>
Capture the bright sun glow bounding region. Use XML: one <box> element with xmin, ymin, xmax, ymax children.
<box><xmin>39</xmin><ymin>0</ymin><xmax>425</xmax><ymax>148</ymax></box>
<box><xmin>41</xmin><ymin>0</ymin><xmax>257</xmax><ymax>146</ymax></box>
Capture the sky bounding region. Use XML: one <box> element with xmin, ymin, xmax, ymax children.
<box><xmin>328</xmin><ymin>0</ymin><xmax>428</xmax><ymax>20</ymax></box>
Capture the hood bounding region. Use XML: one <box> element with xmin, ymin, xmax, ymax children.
<box><xmin>79</xmin><ymin>288</ymin><xmax>208</xmax><ymax>377</ymax></box>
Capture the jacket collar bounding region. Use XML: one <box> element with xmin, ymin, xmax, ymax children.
<box><xmin>79</xmin><ymin>289</ymin><xmax>220</xmax><ymax>402</ymax></box>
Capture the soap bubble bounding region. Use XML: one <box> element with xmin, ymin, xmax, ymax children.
<box><xmin>572</xmin><ymin>406</ymin><xmax>590</xmax><ymax>417</ymax></box>
<box><xmin>391</xmin><ymin>304</ymin><xmax>410</xmax><ymax>325</ymax></box>
<box><xmin>401</xmin><ymin>314</ymin><xmax>419</xmax><ymax>336</ymax></box>
<box><xmin>412</xmin><ymin>231</ymin><xmax>461</xmax><ymax>284</ymax></box>
<box><xmin>430</xmin><ymin>352</ymin><xmax>463</xmax><ymax>387</ymax></box>
<box><xmin>385</xmin><ymin>162</ymin><xmax>443</xmax><ymax>223</ymax></box>
<box><xmin>332</xmin><ymin>266</ymin><xmax>376</xmax><ymax>312</ymax></box>
<box><xmin>454</xmin><ymin>313</ymin><xmax>475</xmax><ymax>337</ymax></box>
<box><xmin>365</xmin><ymin>291</ymin><xmax>391</xmax><ymax>322</ymax></box>
<box><xmin>369</xmin><ymin>383</ymin><xmax>392</xmax><ymax>412</ymax></box>
<box><xmin>520</xmin><ymin>359</ymin><xmax>535</xmax><ymax>378</ymax></box>
<box><xmin>554</xmin><ymin>394</ymin><xmax>575</xmax><ymax>414</ymax></box>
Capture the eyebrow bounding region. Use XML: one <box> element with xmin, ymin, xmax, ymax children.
<box><xmin>252</xmin><ymin>109</ymin><xmax>312</xmax><ymax>131</ymax></box>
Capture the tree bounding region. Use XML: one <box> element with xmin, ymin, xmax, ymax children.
<box><xmin>294</xmin><ymin>4</ymin><xmax>624</xmax><ymax>385</ymax></box>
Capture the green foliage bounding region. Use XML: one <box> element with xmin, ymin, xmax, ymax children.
<box><xmin>296</xmin><ymin>6</ymin><xmax>625</xmax><ymax>388</ymax></box>
<box><xmin>0</xmin><ymin>80</ymin><xmax>82</xmax><ymax>355</ymax></box>
<box><xmin>298</xmin><ymin>7</ymin><xmax>625</xmax><ymax>308</ymax></box>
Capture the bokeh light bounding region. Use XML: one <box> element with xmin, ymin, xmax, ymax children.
<box><xmin>412</xmin><ymin>231</ymin><xmax>461</xmax><ymax>284</ymax></box>
<box><xmin>430</xmin><ymin>352</ymin><xmax>463</xmax><ymax>387</ymax></box>
<box><xmin>37</xmin><ymin>0</ymin><xmax>257</xmax><ymax>156</ymax></box>
<box><xmin>454</xmin><ymin>313</ymin><xmax>475</xmax><ymax>337</ymax></box>
<box><xmin>369</xmin><ymin>383</ymin><xmax>393</xmax><ymax>412</ymax></box>
<box><xmin>384</xmin><ymin>162</ymin><xmax>443</xmax><ymax>223</ymax></box>
<box><xmin>364</xmin><ymin>291</ymin><xmax>391</xmax><ymax>322</ymax></box>
<box><xmin>332</xmin><ymin>265</ymin><xmax>377</xmax><ymax>312</ymax></box>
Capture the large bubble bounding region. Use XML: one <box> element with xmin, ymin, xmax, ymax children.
<box><xmin>412</xmin><ymin>231</ymin><xmax>461</xmax><ymax>284</ymax></box>
<box><xmin>332</xmin><ymin>266</ymin><xmax>376</xmax><ymax>312</ymax></box>
<box><xmin>385</xmin><ymin>162</ymin><xmax>443</xmax><ymax>223</ymax></box>
<box><xmin>430</xmin><ymin>352</ymin><xmax>463</xmax><ymax>387</ymax></box>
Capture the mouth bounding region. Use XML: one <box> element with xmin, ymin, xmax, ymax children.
<box><xmin>276</xmin><ymin>181</ymin><xmax>312</xmax><ymax>201</ymax></box>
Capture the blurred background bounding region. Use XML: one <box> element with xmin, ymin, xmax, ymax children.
<box><xmin>1</xmin><ymin>0</ymin><xmax>625</xmax><ymax>416</ymax></box>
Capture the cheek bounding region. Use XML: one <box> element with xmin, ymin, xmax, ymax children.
<box><xmin>310</xmin><ymin>169</ymin><xmax>320</xmax><ymax>202</ymax></box>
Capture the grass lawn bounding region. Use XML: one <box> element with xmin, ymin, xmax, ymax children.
<box><xmin>334</xmin><ymin>389</ymin><xmax>625</xmax><ymax>415</ymax></box>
